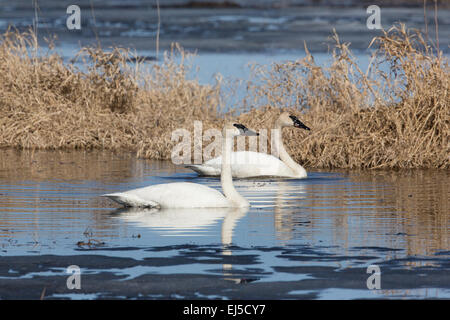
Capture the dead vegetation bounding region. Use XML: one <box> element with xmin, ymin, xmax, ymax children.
<box><xmin>242</xmin><ymin>25</ymin><xmax>449</xmax><ymax>169</ymax></box>
<box><xmin>0</xmin><ymin>26</ymin><xmax>448</xmax><ymax>169</ymax></box>
<box><xmin>0</xmin><ymin>30</ymin><xmax>223</xmax><ymax>155</ymax></box>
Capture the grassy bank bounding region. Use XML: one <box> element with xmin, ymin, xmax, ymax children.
<box><xmin>0</xmin><ymin>26</ymin><xmax>448</xmax><ymax>169</ymax></box>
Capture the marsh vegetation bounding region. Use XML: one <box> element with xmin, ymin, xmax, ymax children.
<box><xmin>0</xmin><ymin>25</ymin><xmax>448</xmax><ymax>169</ymax></box>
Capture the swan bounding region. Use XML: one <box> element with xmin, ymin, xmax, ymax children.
<box><xmin>102</xmin><ymin>122</ymin><xmax>258</xmax><ymax>208</ymax></box>
<box><xmin>185</xmin><ymin>112</ymin><xmax>310</xmax><ymax>178</ymax></box>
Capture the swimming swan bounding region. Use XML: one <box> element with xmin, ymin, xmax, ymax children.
<box><xmin>185</xmin><ymin>112</ymin><xmax>310</xmax><ymax>178</ymax></box>
<box><xmin>102</xmin><ymin>122</ymin><xmax>258</xmax><ymax>208</ymax></box>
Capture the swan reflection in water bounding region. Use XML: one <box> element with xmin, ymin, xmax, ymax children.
<box><xmin>110</xmin><ymin>179</ymin><xmax>307</xmax><ymax>282</ymax></box>
<box><xmin>237</xmin><ymin>178</ymin><xmax>308</xmax><ymax>243</ymax></box>
<box><xmin>111</xmin><ymin>206</ymin><xmax>248</xmax><ymax>283</ymax></box>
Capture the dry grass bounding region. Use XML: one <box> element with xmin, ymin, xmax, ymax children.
<box><xmin>242</xmin><ymin>24</ymin><xmax>449</xmax><ymax>169</ymax></box>
<box><xmin>0</xmin><ymin>29</ymin><xmax>224</xmax><ymax>156</ymax></box>
<box><xmin>0</xmin><ymin>25</ymin><xmax>448</xmax><ymax>169</ymax></box>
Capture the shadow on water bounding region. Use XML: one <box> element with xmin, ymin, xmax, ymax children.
<box><xmin>0</xmin><ymin>149</ymin><xmax>449</xmax><ymax>298</ymax></box>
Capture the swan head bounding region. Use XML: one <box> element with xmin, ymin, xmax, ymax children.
<box><xmin>223</xmin><ymin>122</ymin><xmax>259</xmax><ymax>138</ymax></box>
<box><xmin>278</xmin><ymin>112</ymin><xmax>310</xmax><ymax>130</ymax></box>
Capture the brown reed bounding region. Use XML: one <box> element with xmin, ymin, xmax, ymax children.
<box><xmin>0</xmin><ymin>25</ymin><xmax>448</xmax><ymax>169</ymax></box>
<box><xmin>242</xmin><ymin>24</ymin><xmax>449</xmax><ymax>169</ymax></box>
<box><xmin>0</xmin><ymin>29</ymin><xmax>223</xmax><ymax>156</ymax></box>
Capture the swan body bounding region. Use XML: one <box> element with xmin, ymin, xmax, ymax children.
<box><xmin>103</xmin><ymin>123</ymin><xmax>258</xmax><ymax>208</ymax></box>
<box><xmin>104</xmin><ymin>182</ymin><xmax>231</xmax><ymax>208</ymax></box>
<box><xmin>186</xmin><ymin>151</ymin><xmax>298</xmax><ymax>178</ymax></box>
<box><xmin>186</xmin><ymin>112</ymin><xmax>310</xmax><ymax>179</ymax></box>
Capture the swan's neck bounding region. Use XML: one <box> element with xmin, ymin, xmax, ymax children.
<box><xmin>221</xmin><ymin>134</ymin><xmax>249</xmax><ymax>207</ymax></box>
<box><xmin>274</xmin><ymin>120</ymin><xmax>307</xmax><ymax>177</ymax></box>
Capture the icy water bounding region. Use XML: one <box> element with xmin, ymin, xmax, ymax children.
<box><xmin>0</xmin><ymin>150</ymin><xmax>448</xmax><ymax>299</ymax></box>
<box><xmin>1</xmin><ymin>0</ymin><xmax>449</xmax><ymax>52</ymax></box>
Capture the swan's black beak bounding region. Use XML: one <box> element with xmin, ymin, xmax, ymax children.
<box><xmin>233</xmin><ymin>123</ymin><xmax>259</xmax><ymax>136</ymax></box>
<box><xmin>290</xmin><ymin>115</ymin><xmax>310</xmax><ymax>131</ymax></box>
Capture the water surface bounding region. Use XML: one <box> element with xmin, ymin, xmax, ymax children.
<box><xmin>0</xmin><ymin>149</ymin><xmax>448</xmax><ymax>299</ymax></box>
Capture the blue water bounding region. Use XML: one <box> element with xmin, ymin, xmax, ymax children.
<box><xmin>0</xmin><ymin>150</ymin><xmax>448</xmax><ymax>299</ymax></box>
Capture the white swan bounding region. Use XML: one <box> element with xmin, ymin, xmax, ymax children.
<box><xmin>185</xmin><ymin>112</ymin><xmax>310</xmax><ymax>178</ymax></box>
<box><xmin>102</xmin><ymin>122</ymin><xmax>258</xmax><ymax>208</ymax></box>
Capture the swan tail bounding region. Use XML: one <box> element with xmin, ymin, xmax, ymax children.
<box><xmin>102</xmin><ymin>193</ymin><xmax>160</xmax><ymax>208</ymax></box>
<box><xmin>184</xmin><ymin>164</ymin><xmax>220</xmax><ymax>176</ymax></box>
